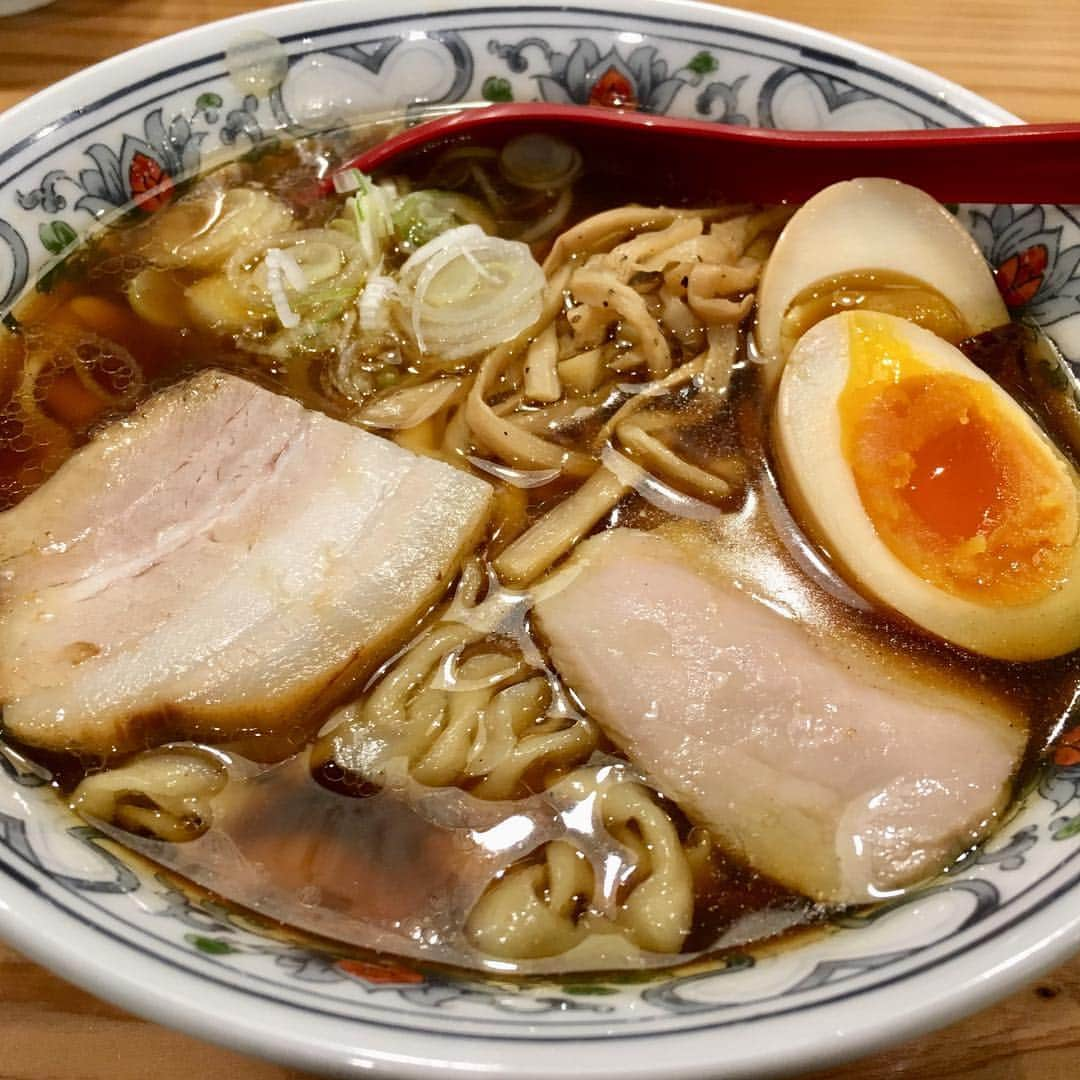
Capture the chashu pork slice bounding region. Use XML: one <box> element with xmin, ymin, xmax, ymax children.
<box><xmin>0</xmin><ymin>370</ymin><xmax>491</xmax><ymax>755</ymax></box>
<box><xmin>534</xmin><ymin>528</ymin><xmax>1024</xmax><ymax>904</ymax></box>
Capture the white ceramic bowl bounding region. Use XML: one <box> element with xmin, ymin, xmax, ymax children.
<box><xmin>3</xmin><ymin>2</ymin><xmax>1080</xmax><ymax>1077</ymax></box>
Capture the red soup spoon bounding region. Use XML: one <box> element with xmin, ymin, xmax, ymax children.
<box><xmin>326</xmin><ymin>101</ymin><xmax>1080</xmax><ymax>205</ymax></box>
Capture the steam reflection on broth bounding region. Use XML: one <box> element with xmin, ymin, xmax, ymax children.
<box><xmin>1</xmin><ymin>113</ymin><xmax>1078</xmax><ymax>977</ymax></box>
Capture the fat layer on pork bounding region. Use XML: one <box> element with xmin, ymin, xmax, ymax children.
<box><xmin>0</xmin><ymin>370</ymin><xmax>491</xmax><ymax>754</ymax></box>
<box><xmin>533</xmin><ymin>527</ymin><xmax>1024</xmax><ymax>903</ymax></box>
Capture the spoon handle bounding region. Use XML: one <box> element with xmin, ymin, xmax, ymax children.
<box><xmin>335</xmin><ymin>103</ymin><xmax>1080</xmax><ymax>204</ymax></box>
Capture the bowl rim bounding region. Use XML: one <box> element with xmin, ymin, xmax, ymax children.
<box><xmin>0</xmin><ymin>0</ymin><xmax>1018</xmax><ymax>157</ymax></box>
<box><xmin>0</xmin><ymin>1</ymin><xmax>1066</xmax><ymax>1078</ymax></box>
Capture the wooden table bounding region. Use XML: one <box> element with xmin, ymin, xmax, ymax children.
<box><xmin>0</xmin><ymin>1</ymin><xmax>1078</xmax><ymax>1077</ymax></box>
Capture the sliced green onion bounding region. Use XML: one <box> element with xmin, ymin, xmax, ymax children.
<box><xmin>392</xmin><ymin>190</ymin><xmax>496</xmax><ymax>252</ymax></box>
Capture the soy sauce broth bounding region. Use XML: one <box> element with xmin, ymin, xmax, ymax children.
<box><xmin>0</xmin><ymin>116</ymin><xmax>1076</xmax><ymax>977</ymax></box>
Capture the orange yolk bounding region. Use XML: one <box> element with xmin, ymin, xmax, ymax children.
<box><xmin>839</xmin><ymin>313</ymin><xmax>1078</xmax><ymax>604</ymax></box>
<box><xmin>902</xmin><ymin>403</ymin><xmax>1002</xmax><ymax>542</ymax></box>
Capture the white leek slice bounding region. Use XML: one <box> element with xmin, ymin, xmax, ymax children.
<box><xmin>340</xmin><ymin>173</ymin><xmax>397</xmax><ymax>269</ymax></box>
<box><xmin>396</xmin><ymin>224</ymin><xmax>545</xmax><ymax>360</ymax></box>
<box><xmin>225</xmin><ymin>228</ymin><xmax>368</xmax><ymax>326</ymax></box>
<box><xmin>263</xmin><ymin>248</ymin><xmax>303</xmax><ymax>328</ymax></box>
<box><xmin>358</xmin><ymin>274</ymin><xmax>397</xmax><ymax>334</ymax></box>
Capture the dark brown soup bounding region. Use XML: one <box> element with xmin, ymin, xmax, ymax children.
<box><xmin>0</xmin><ymin>119</ymin><xmax>1075</xmax><ymax>976</ymax></box>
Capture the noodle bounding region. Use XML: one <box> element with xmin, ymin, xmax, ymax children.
<box><xmin>616</xmin><ymin>418</ymin><xmax>740</xmax><ymax>501</ymax></box>
<box><xmin>466</xmin><ymin>765</ymin><xmax>695</xmax><ymax>959</ymax></box>
<box><xmin>466</xmin><ymin>347</ymin><xmax>593</xmax><ymax>474</ymax></box>
<box><xmin>70</xmin><ymin>748</ymin><xmax>227</xmax><ymax>843</ymax></box>
<box><xmin>570</xmin><ymin>268</ymin><xmax>672</xmax><ymax>377</ymax></box>
<box><xmin>702</xmin><ymin>324</ymin><xmax>739</xmax><ymax>394</ymax></box>
<box><xmin>543</xmin><ymin>206</ymin><xmax>683</xmax><ymax>274</ymax></box>
<box><xmin>320</xmin><ymin>619</ymin><xmax>597</xmax><ymax>798</ymax></box>
<box><xmin>594</xmin><ymin>356</ymin><xmax>705</xmax><ymax>444</ymax></box>
<box><xmin>523</xmin><ymin>322</ymin><xmax>561</xmax><ymax>403</ymax></box>
<box><xmin>493</xmin><ymin>465</ymin><xmax>631</xmax><ymax>586</ymax></box>
<box><xmin>557</xmin><ymin>346</ymin><xmax>609</xmax><ymax>394</ymax></box>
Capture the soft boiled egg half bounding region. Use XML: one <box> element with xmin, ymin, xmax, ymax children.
<box><xmin>773</xmin><ymin>310</ymin><xmax>1080</xmax><ymax>661</ymax></box>
<box><xmin>755</xmin><ymin>178</ymin><xmax>1008</xmax><ymax>395</ymax></box>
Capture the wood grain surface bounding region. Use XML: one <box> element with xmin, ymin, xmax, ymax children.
<box><xmin>0</xmin><ymin>1</ymin><xmax>1079</xmax><ymax>1078</ymax></box>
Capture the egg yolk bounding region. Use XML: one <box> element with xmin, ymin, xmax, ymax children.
<box><xmin>839</xmin><ymin>312</ymin><xmax>1078</xmax><ymax>604</ymax></box>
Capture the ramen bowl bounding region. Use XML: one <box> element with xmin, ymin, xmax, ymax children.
<box><xmin>2</xmin><ymin>1</ymin><xmax>1080</xmax><ymax>1077</ymax></box>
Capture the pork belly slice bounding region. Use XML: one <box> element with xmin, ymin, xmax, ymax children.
<box><xmin>0</xmin><ymin>370</ymin><xmax>491</xmax><ymax>755</ymax></box>
<box><xmin>533</xmin><ymin>528</ymin><xmax>1024</xmax><ymax>904</ymax></box>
